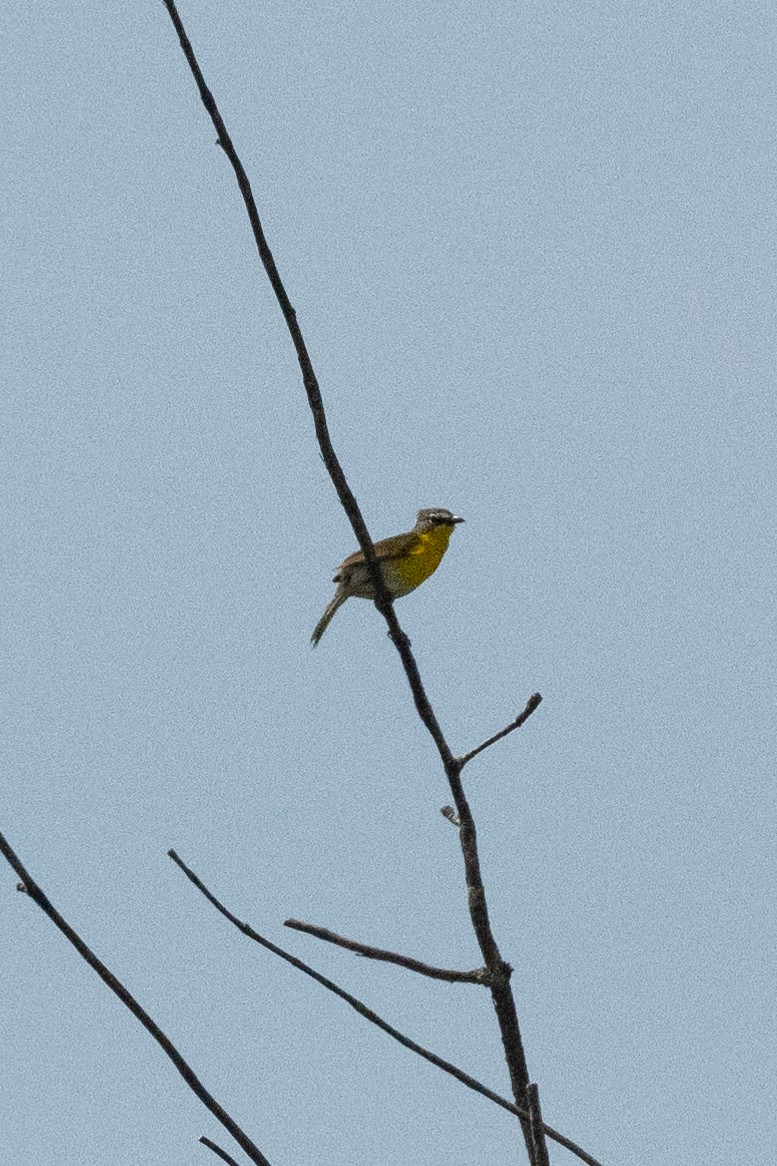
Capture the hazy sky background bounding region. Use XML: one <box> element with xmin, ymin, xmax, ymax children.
<box><xmin>2</xmin><ymin>3</ymin><xmax>775</xmax><ymax>1165</ymax></box>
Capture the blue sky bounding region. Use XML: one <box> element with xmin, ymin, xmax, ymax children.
<box><xmin>2</xmin><ymin>3</ymin><xmax>775</xmax><ymax>1164</ymax></box>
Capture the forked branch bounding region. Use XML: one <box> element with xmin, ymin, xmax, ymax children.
<box><xmin>170</xmin><ymin>850</ymin><xmax>604</xmax><ymax>1166</ymax></box>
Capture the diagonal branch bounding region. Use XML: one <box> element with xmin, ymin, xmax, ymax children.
<box><xmin>159</xmin><ymin>0</ymin><xmax>395</xmax><ymax>634</ymax></box>
<box><xmin>0</xmin><ymin>831</ymin><xmax>273</xmax><ymax>1166</ymax></box>
<box><xmin>443</xmin><ymin>755</ymin><xmax>534</xmax><ymax>1145</ymax></box>
<box><xmin>458</xmin><ymin>693</ymin><xmax>543</xmax><ymax>767</ymax></box>
<box><xmin>170</xmin><ymin>851</ymin><xmax>604</xmax><ymax>1166</ymax></box>
<box><xmin>284</xmin><ymin>918</ymin><xmax>487</xmax><ymax>984</ymax></box>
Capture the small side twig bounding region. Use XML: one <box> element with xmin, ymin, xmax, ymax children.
<box><xmin>457</xmin><ymin>693</ymin><xmax>543</xmax><ymax>768</ymax></box>
<box><xmin>528</xmin><ymin>1084</ymin><xmax>551</xmax><ymax>1166</ymax></box>
<box><xmin>284</xmin><ymin>919</ymin><xmax>486</xmax><ymax>984</ymax></box>
<box><xmin>0</xmin><ymin>831</ymin><xmax>273</xmax><ymax>1166</ymax></box>
<box><xmin>200</xmin><ymin>1137</ymin><xmax>243</xmax><ymax>1166</ymax></box>
<box><xmin>169</xmin><ymin>850</ymin><xmax>604</xmax><ymax>1166</ymax></box>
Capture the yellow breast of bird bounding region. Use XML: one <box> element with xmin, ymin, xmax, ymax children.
<box><xmin>382</xmin><ymin>524</ymin><xmax>454</xmax><ymax>596</ymax></box>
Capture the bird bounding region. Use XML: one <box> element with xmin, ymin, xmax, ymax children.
<box><xmin>311</xmin><ymin>507</ymin><xmax>464</xmax><ymax>646</ymax></box>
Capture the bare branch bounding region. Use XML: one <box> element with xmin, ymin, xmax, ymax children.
<box><xmin>0</xmin><ymin>831</ymin><xmax>273</xmax><ymax>1166</ymax></box>
<box><xmin>169</xmin><ymin>851</ymin><xmax>604</xmax><ymax>1166</ymax></box>
<box><xmin>441</xmin><ymin>805</ymin><xmax>461</xmax><ymax>827</ymax></box>
<box><xmin>200</xmin><ymin>1137</ymin><xmax>243</xmax><ymax>1166</ymax></box>
<box><xmin>458</xmin><ymin>693</ymin><xmax>543</xmax><ymax>767</ymax></box>
<box><xmin>157</xmin><ymin>6</ymin><xmax>547</xmax><ymax>1162</ymax></box>
<box><xmin>284</xmin><ymin>919</ymin><xmax>486</xmax><ymax>984</ymax></box>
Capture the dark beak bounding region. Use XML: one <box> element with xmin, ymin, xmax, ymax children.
<box><xmin>451</xmin><ymin>515</ymin><xmax>465</xmax><ymax>524</ymax></box>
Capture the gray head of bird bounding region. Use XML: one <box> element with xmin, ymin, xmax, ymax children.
<box><xmin>414</xmin><ymin>508</ymin><xmax>465</xmax><ymax>531</ymax></box>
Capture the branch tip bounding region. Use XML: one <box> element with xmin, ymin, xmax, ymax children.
<box><xmin>440</xmin><ymin>805</ymin><xmax>461</xmax><ymax>827</ymax></box>
<box><xmin>200</xmin><ymin>1136</ymin><xmax>243</xmax><ymax>1166</ymax></box>
<box><xmin>458</xmin><ymin>692</ymin><xmax>543</xmax><ymax>767</ymax></box>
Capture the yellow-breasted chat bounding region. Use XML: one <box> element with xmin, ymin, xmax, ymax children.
<box><xmin>311</xmin><ymin>507</ymin><xmax>464</xmax><ymax>646</ymax></box>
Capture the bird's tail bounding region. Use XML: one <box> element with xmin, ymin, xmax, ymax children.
<box><xmin>311</xmin><ymin>590</ymin><xmax>347</xmax><ymax>647</ymax></box>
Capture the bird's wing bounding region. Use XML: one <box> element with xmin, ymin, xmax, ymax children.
<box><xmin>337</xmin><ymin>532</ymin><xmax>416</xmax><ymax>571</ymax></box>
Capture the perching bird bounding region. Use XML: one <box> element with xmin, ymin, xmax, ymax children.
<box><xmin>311</xmin><ymin>507</ymin><xmax>464</xmax><ymax>646</ymax></box>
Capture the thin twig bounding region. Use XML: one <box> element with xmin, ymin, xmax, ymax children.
<box><xmin>159</xmin><ymin>0</ymin><xmax>395</xmax><ymax>630</ymax></box>
<box><xmin>200</xmin><ymin>1137</ymin><xmax>243</xmax><ymax>1166</ymax></box>
<box><xmin>169</xmin><ymin>851</ymin><xmax>604</xmax><ymax>1166</ymax></box>
<box><xmin>0</xmin><ymin>832</ymin><xmax>273</xmax><ymax>1166</ymax></box>
<box><xmin>458</xmin><ymin>693</ymin><xmax>543</xmax><ymax>767</ymax></box>
<box><xmin>284</xmin><ymin>919</ymin><xmax>486</xmax><ymax>983</ymax></box>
